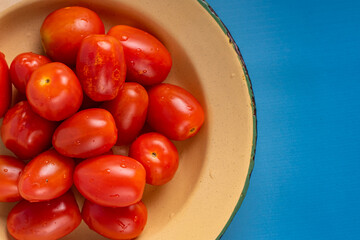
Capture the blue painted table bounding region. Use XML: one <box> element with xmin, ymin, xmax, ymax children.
<box><xmin>205</xmin><ymin>0</ymin><xmax>360</xmax><ymax>239</ymax></box>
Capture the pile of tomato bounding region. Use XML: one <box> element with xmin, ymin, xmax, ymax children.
<box><xmin>0</xmin><ymin>6</ymin><xmax>204</xmax><ymax>240</ymax></box>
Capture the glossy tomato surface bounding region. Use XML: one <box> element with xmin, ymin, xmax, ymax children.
<box><xmin>76</xmin><ymin>34</ymin><xmax>126</xmax><ymax>101</ymax></box>
<box><xmin>40</xmin><ymin>6</ymin><xmax>105</xmax><ymax>66</ymax></box>
<box><xmin>10</xmin><ymin>52</ymin><xmax>51</xmax><ymax>94</ymax></box>
<box><xmin>52</xmin><ymin>108</ymin><xmax>117</xmax><ymax>158</ymax></box>
<box><xmin>26</xmin><ymin>62</ymin><xmax>83</xmax><ymax>121</ymax></box>
<box><xmin>74</xmin><ymin>155</ymin><xmax>146</xmax><ymax>207</ymax></box>
<box><xmin>108</xmin><ymin>25</ymin><xmax>172</xmax><ymax>86</ymax></box>
<box><xmin>129</xmin><ymin>132</ymin><xmax>179</xmax><ymax>185</ymax></box>
<box><xmin>82</xmin><ymin>200</ymin><xmax>147</xmax><ymax>240</ymax></box>
<box><xmin>7</xmin><ymin>191</ymin><xmax>81</xmax><ymax>240</ymax></box>
<box><xmin>0</xmin><ymin>52</ymin><xmax>11</xmax><ymax>118</ymax></box>
<box><xmin>18</xmin><ymin>149</ymin><xmax>74</xmax><ymax>202</ymax></box>
<box><xmin>102</xmin><ymin>82</ymin><xmax>148</xmax><ymax>145</ymax></box>
<box><xmin>147</xmin><ymin>83</ymin><xmax>205</xmax><ymax>140</ymax></box>
<box><xmin>1</xmin><ymin>101</ymin><xmax>57</xmax><ymax>160</ymax></box>
<box><xmin>0</xmin><ymin>155</ymin><xmax>25</xmax><ymax>202</ymax></box>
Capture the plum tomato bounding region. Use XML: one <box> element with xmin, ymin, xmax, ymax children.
<box><xmin>10</xmin><ymin>52</ymin><xmax>51</xmax><ymax>94</ymax></box>
<box><xmin>26</xmin><ymin>62</ymin><xmax>83</xmax><ymax>121</ymax></box>
<box><xmin>1</xmin><ymin>101</ymin><xmax>57</xmax><ymax>160</ymax></box>
<box><xmin>147</xmin><ymin>83</ymin><xmax>205</xmax><ymax>140</ymax></box>
<box><xmin>18</xmin><ymin>149</ymin><xmax>74</xmax><ymax>202</ymax></box>
<box><xmin>7</xmin><ymin>191</ymin><xmax>81</xmax><ymax>240</ymax></box>
<box><xmin>0</xmin><ymin>155</ymin><xmax>25</xmax><ymax>202</ymax></box>
<box><xmin>82</xmin><ymin>200</ymin><xmax>147</xmax><ymax>240</ymax></box>
<box><xmin>108</xmin><ymin>25</ymin><xmax>172</xmax><ymax>86</ymax></box>
<box><xmin>102</xmin><ymin>82</ymin><xmax>148</xmax><ymax>146</ymax></box>
<box><xmin>129</xmin><ymin>132</ymin><xmax>179</xmax><ymax>185</ymax></box>
<box><xmin>40</xmin><ymin>6</ymin><xmax>105</xmax><ymax>66</ymax></box>
<box><xmin>74</xmin><ymin>155</ymin><xmax>146</xmax><ymax>207</ymax></box>
<box><xmin>76</xmin><ymin>34</ymin><xmax>126</xmax><ymax>101</ymax></box>
<box><xmin>0</xmin><ymin>51</ymin><xmax>11</xmax><ymax>118</ymax></box>
<box><xmin>52</xmin><ymin>108</ymin><xmax>117</xmax><ymax>159</ymax></box>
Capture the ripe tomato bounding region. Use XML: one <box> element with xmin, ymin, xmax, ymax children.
<box><xmin>108</xmin><ymin>25</ymin><xmax>172</xmax><ymax>86</ymax></box>
<box><xmin>76</xmin><ymin>34</ymin><xmax>126</xmax><ymax>101</ymax></box>
<box><xmin>40</xmin><ymin>6</ymin><xmax>105</xmax><ymax>66</ymax></box>
<box><xmin>82</xmin><ymin>200</ymin><xmax>147</xmax><ymax>240</ymax></box>
<box><xmin>102</xmin><ymin>82</ymin><xmax>148</xmax><ymax>146</ymax></box>
<box><xmin>129</xmin><ymin>132</ymin><xmax>179</xmax><ymax>185</ymax></box>
<box><xmin>52</xmin><ymin>108</ymin><xmax>117</xmax><ymax>158</ymax></box>
<box><xmin>26</xmin><ymin>62</ymin><xmax>83</xmax><ymax>121</ymax></box>
<box><xmin>18</xmin><ymin>149</ymin><xmax>74</xmax><ymax>202</ymax></box>
<box><xmin>74</xmin><ymin>155</ymin><xmax>146</xmax><ymax>207</ymax></box>
<box><xmin>0</xmin><ymin>155</ymin><xmax>25</xmax><ymax>202</ymax></box>
<box><xmin>10</xmin><ymin>52</ymin><xmax>51</xmax><ymax>94</ymax></box>
<box><xmin>1</xmin><ymin>101</ymin><xmax>57</xmax><ymax>160</ymax></box>
<box><xmin>147</xmin><ymin>83</ymin><xmax>205</xmax><ymax>140</ymax></box>
<box><xmin>0</xmin><ymin>51</ymin><xmax>11</xmax><ymax>118</ymax></box>
<box><xmin>7</xmin><ymin>191</ymin><xmax>81</xmax><ymax>240</ymax></box>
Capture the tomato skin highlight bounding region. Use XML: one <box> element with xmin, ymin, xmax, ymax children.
<box><xmin>129</xmin><ymin>132</ymin><xmax>179</xmax><ymax>185</ymax></box>
<box><xmin>82</xmin><ymin>200</ymin><xmax>147</xmax><ymax>240</ymax></box>
<box><xmin>40</xmin><ymin>6</ymin><xmax>105</xmax><ymax>66</ymax></box>
<box><xmin>74</xmin><ymin>155</ymin><xmax>146</xmax><ymax>207</ymax></box>
<box><xmin>76</xmin><ymin>34</ymin><xmax>126</xmax><ymax>101</ymax></box>
<box><xmin>102</xmin><ymin>82</ymin><xmax>148</xmax><ymax>146</ymax></box>
<box><xmin>1</xmin><ymin>101</ymin><xmax>57</xmax><ymax>160</ymax></box>
<box><xmin>52</xmin><ymin>108</ymin><xmax>117</xmax><ymax>159</ymax></box>
<box><xmin>108</xmin><ymin>25</ymin><xmax>172</xmax><ymax>86</ymax></box>
<box><xmin>10</xmin><ymin>52</ymin><xmax>51</xmax><ymax>94</ymax></box>
<box><xmin>0</xmin><ymin>155</ymin><xmax>25</xmax><ymax>202</ymax></box>
<box><xmin>147</xmin><ymin>83</ymin><xmax>205</xmax><ymax>141</ymax></box>
<box><xmin>18</xmin><ymin>149</ymin><xmax>74</xmax><ymax>202</ymax></box>
<box><xmin>7</xmin><ymin>191</ymin><xmax>81</xmax><ymax>240</ymax></box>
<box><xmin>0</xmin><ymin>52</ymin><xmax>11</xmax><ymax>118</ymax></box>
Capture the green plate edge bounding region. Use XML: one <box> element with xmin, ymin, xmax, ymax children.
<box><xmin>196</xmin><ymin>0</ymin><xmax>257</xmax><ymax>239</ymax></box>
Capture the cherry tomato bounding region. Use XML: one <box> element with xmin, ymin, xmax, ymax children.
<box><xmin>147</xmin><ymin>83</ymin><xmax>205</xmax><ymax>140</ymax></box>
<box><xmin>18</xmin><ymin>149</ymin><xmax>74</xmax><ymax>202</ymax></box>
<box><xmin>0</xmin><ymin>155</ymin><xmax>25</xmax><ymax>202</ymax></box>
<box><xmin>1</xmin><ymin>101</ymin><xmax>57</xmax><ymax>160</ymax></box>
<box><xmin>52</xmin><ymin>108</ymin><xmax>117</xmax><ymax>158</ymax></box>
<box><xmin>76</xmin><ymin>34</ymin><xmax>126</xmax><ymax>101</ymax></box>
<box><xmin>102</xmin><ymin>82</ymin><xmax>148</xmax><ymax>145</ymax></box>
<box><xmin>0</xmin><ymin>51</ymin><xmax>11</xmax><ymax>118</ymax></box>
<box><xmin>10</xmin><ymin>52</ymin><xmax>51</xmax><ymax>94</ymax></box>
<box><xmin>82</xmin><ymin>200</ymin><xmax>147</xmax><ymax>240</ymax></box>
<box><xmin>74</xmin><ymin>155</ymin><xmax>146</xmax><ymax>207</ymax></box>
<box><xmin>7</xmin><ymin>191</ymin><xmax>81</xmax><ymax>240</ymax></box>
<box><xmin>108</xmin><ymin>25</ymin><xmax>172</xmax><ymax>86</ymax></box>
<box><xmin>26</xmin><ymin>62</ymin><xmax>83</xmax><ymax>121</ymax></box>
<box><xmin>129</xmin><ymin>132</ymin><xmax>179</xmax><ymax>185</ymax></box>
<box><xmin>40</xmin><ymin>6</ymin><xmax>105</xmax><ymax>66</ymax></box>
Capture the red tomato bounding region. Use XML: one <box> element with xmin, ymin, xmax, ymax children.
<box><xmin>82</xmin><ymin>200</ymin><xmax>147</xmax><ymax>240</ymax></box>
<box><xmin>0</xmin><ymin>51</ymin><xmax>11</xmax><ymax>118</ymax></box>
<box><xmin>147</xmin><ymin>83</ymin><xmax>205</xmax><ymax>140</ymax></box>
<box><xmin>0</xmin><ymin>155</ymin><xmax>25</xmax><ymax>202</ymax></box>
<box><xmin>1</xmin><ymin>101</ymin><xmax>57</xmax><ymax>160</ymax></box>
<box><xmin>102</xmin><ymin>82</ymin><xmax>148</xmax><ymax>145</ymax></box>
<box><xmin>74</xmin><ymin>155</ymin><xmax>146</xmax><ymax>207</ymax></box>
<box><xmin>40</xmin><ymin>6</ymin><xmax>105</xmax><ymax>66</ymax></box>
<box><xmin>26</xmin><ymin>62</ymin><xmax>83</xmax><ymax>121</ymax></box>
<box><xmin>7</xmin><ymin>191</ymin><xmax>81</xmax><ymax>240</ymax></box>
<box><xmin>76</xmin><ymin>34</ymin><xmax>126</xmax><ymax>101</ymax></box>
<box><xmin>52</xmin><ymin>108</ymin><xmax>117</xmax><ymax>158</ymax></box>
<box><xmin>18</xmin><ymin>149</ymin><xmax>74</xmax><ymax>202</ymax></box>
<box><xmin>108</xmin><ymin>25</ymin><xmax>172</xmax><ymax>86</ymax></box>
<box><xmin>129</xmin><ymin>132</ymin><xmax>179</xmax><ymax>185</ymax></box>
<box><xmin>10</xmin><ymin>52</ymin><xmax>51</xmax><ymax>94</ymax></box>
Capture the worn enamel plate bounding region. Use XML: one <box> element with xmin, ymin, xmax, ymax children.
<box><xmin>0</xmin><ymin>0</ymin><xmax>256</xmax><ymax>239</ymax></box>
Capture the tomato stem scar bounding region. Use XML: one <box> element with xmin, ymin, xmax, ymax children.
<box><xmin>151</xmin><ymin>152</ymin><xmax>157</xmax><ymax>158</ymax></box>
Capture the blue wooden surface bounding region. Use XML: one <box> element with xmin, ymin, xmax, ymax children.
<box><xmin>205</xmin><ymin>0</ymin><xmax>360</xmax><ymax>239</ymax></box>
